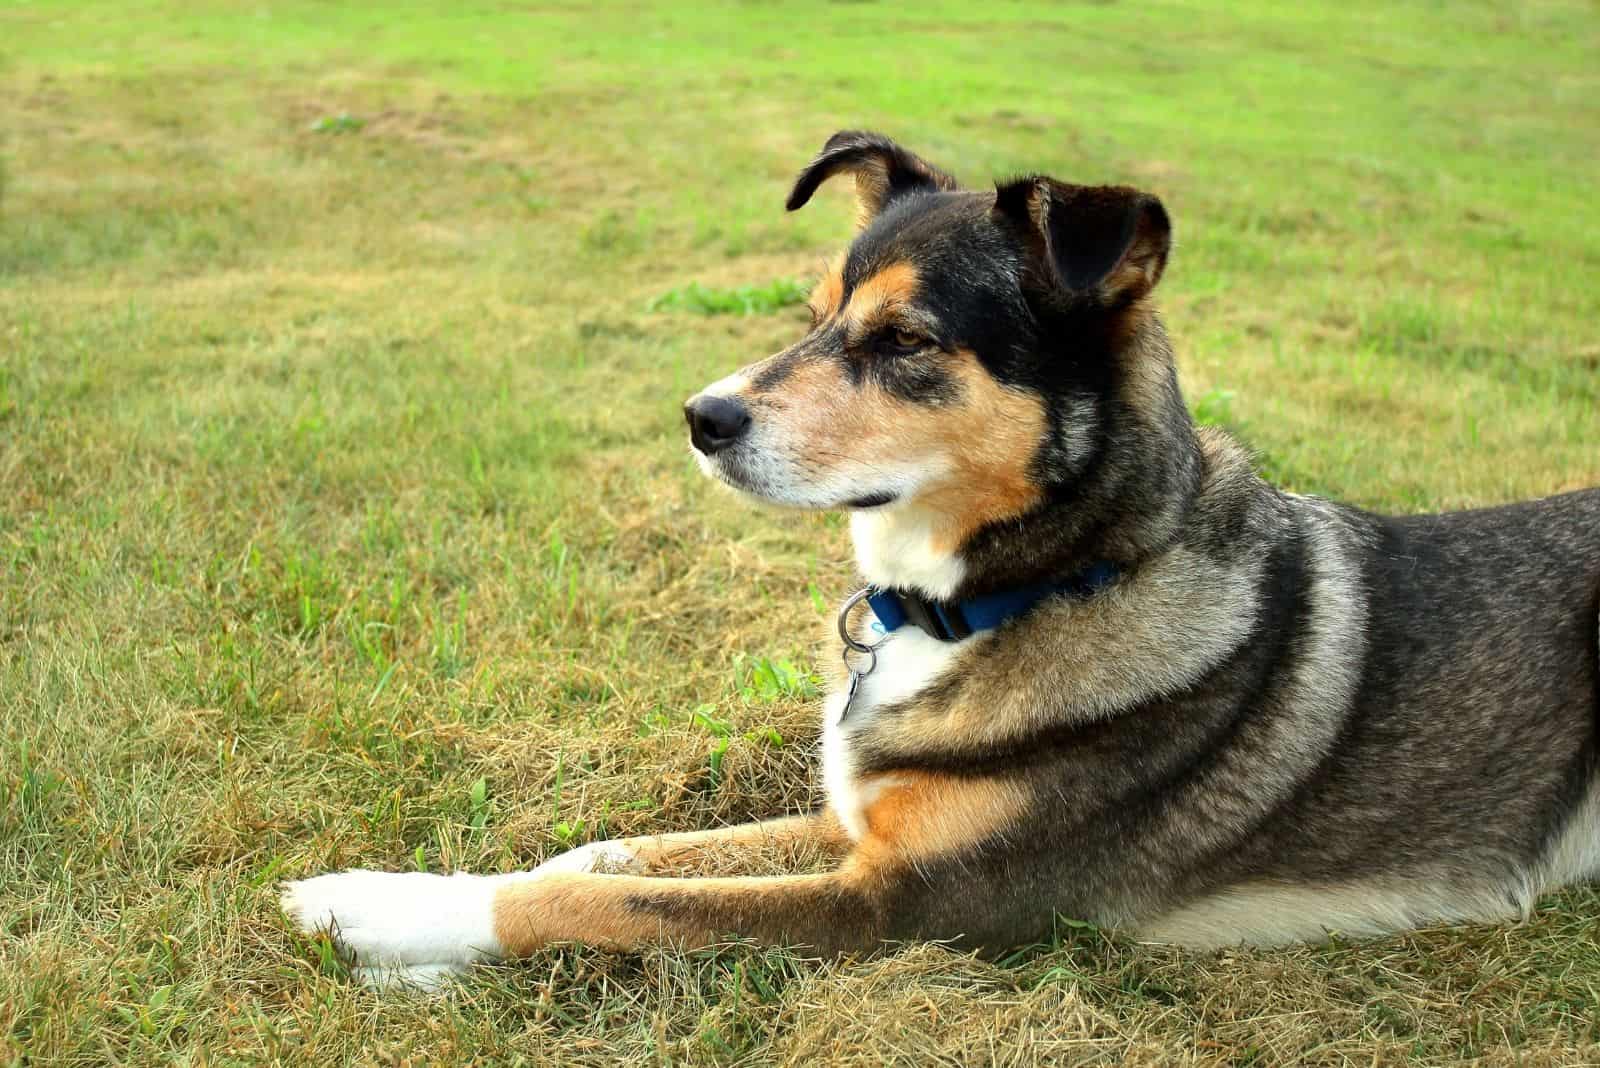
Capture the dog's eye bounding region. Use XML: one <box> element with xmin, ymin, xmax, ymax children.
<box><xmin>885</xmin><ymin>328</ymin><xmax>926</xmax><ymax>353</ymax></box>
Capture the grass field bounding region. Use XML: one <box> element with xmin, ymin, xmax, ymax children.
<box><xmin>3</xmin><ymin>1</ymin><xmax>1599</xmax><ymax>1063</ymax></box>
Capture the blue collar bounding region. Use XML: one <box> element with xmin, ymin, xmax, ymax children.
<box><xmin>865</xmin><ymin>561</ymin><xmax>1120</xmax><ymax>643</ymax></box>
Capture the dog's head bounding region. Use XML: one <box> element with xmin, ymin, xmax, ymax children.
<box><xmin>685</xmin><ymin>131</ymin><xmax>1174</xmax><ymax>593</ymax></box>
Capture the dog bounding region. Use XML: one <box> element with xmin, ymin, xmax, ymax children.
<box><xmin>283</xmin><ymin>131</ymin><xmax>1600</xmax><ymax>988</ymax></box>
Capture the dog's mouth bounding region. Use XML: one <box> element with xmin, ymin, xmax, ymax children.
<box><xmin>694</xmin><ymin>444</ymin><xmax>902</xmax><ymax>513</ymax></box>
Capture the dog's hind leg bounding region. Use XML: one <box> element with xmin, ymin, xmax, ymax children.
<box><xmin>1543</xmin><ymin>786</ymin><xmax>1600</xmax><ymax>887</ymax></box>
<box><xmin>1536</xmin><ymin>597</ymin><xmax>1600</xmax><ymax>889</ymax></box>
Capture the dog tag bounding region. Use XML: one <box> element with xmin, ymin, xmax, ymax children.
<box><xmin>838</xmin><ymin>646</ymin><xmax>877</xmax><ymax>724</ymax></box>
<box><xmin>839</xmin><ymin>665</ymin><xmax>863</xmax><ymax>724</ymax></box>
<box><xmin>838</xmin><ymin>658</ymin><xmax>864</xmax><ymax>725</ymax></box>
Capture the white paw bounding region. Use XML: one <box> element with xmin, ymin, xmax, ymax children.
<box><xmin>281</xmin><ymin>870</ymin><xmax>508</xmax><ymax>975</ymax></box>
<box><xmin>529</xmin><ymin>839</ymin><xmax>642</xmax><ymax>877</ymax></box>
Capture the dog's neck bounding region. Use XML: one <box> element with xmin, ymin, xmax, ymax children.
<box><xmin>850</xmin><ymin>505</ymin><xmax>971</xmax><ymax>600</ymax></box>
<box><xmin>852</xmin><ymin>319</ymin><xmax>1207</xmax><ymax>602</ymax></box>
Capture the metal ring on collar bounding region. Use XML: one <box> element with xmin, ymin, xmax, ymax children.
<box><xmin>837</xmin><ymin>586</ymin><xmax>880</xmax><ymax>654</ymax></box>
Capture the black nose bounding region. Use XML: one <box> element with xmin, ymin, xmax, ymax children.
<box><xmin>684</xmin><ymin>394</ymin><xmax>751</xmax><ymax>455</ymax></box>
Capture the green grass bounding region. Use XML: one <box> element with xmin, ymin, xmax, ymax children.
<box><xmin>2</xmin><ymin>0</ymin><xmax>1598</xmax><ymax>1063</ymax></box>
<box><xmin>650</xmin><ymin>280</ymin><xmax>810</xmax><ymax>317</ymax></box>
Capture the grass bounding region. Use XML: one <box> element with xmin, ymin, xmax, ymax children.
<box><xmin>649</xmin><ymin>281</ymin><xmax>810</xmax><ymax>317</ymax></box>
<box><xmin>1</xmin><ymin>0</ymin><xmax>1598</xmax><ymax>1062</ymax></box>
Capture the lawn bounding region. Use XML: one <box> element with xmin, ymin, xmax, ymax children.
<box><xmin>2</xmin><ymin>1</ymin><xmax>1598</xmax><ymax>1063</ymax></box>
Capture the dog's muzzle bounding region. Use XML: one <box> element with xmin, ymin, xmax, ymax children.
<box><xmin>684</xmin><ymin>394</ymin><xmax>751</xmax><ymax>455</ymax></box>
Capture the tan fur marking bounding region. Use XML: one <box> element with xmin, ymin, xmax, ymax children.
<box><xmin>808</xmin><ymin>256</ymin><xmax>846</xmax><ymax>322</ymax></box>
<box><xmin>620</xmin><ymin>812</ymin><xmax>851</xmax><ymax>875</ymax></box>
<box><xmin>1107</xmin><ymin>259</ymin><xmax>1161</xmax><ymax>300</ymax></box>
<box><xmin>854</xmin><ymin>772</ymin><xmax>1031</xmax><ymax>864</ymax></box>
<box><xmin>763</xmin><ymin>341</ymin><xmax>1047</xmax><ymax>550</ymax></box>
<box><xmin>493</xmin><ymin>873</ymin><xmax>667</xmax><ymax>952</ymax></box>
<box><xmin>833</xmin><ymin>146</ymin><xmax>957</xmax><ymax>229</ymax></box>
<box><xmin>852</xmin><ymin>170</ymin><xmax>889</xmax><ymax>230</ymax></box>
<box><xmin>1101</xmin><ymin>203</ymin><xmax>1168</xmax><ymax>301</ymax></box>
<box><xmin>491</xmin><ymin>869</ymin><xmax>873</xmax><ymax>955</ymax></box>
<box><xmin>915</xmin><ymin>354</ymin><xmax>1047</xmax><ymax>550</ymax></box>
<box><xmin>842</xmin><ymin>261</ymin><xmax>920</xmax><ymax>330</ymax></box>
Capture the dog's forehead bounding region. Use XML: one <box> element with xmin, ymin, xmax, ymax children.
<box><xmin>842</xmin><ymin>192</ymin><xmax>1013</xmax><ymax>292</ymax></box>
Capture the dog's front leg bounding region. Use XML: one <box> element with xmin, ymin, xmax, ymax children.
<box><xmin>491</xmin><ymin>867</ymin><xmax>884</xmax><ymax>957</ymax></box>
<box><xmin>537</xmin><ymin>811</ymin><xmax>851</xmax><ymax>877</ymax></box>
<box><xmin>281</xmin><ymin>811</ymin><xmax>857</xmax><ymax>988</ymax></box>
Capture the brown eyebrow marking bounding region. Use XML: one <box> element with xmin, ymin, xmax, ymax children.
<box><xmin>809</xmin><ymin>260</ymin><xmax>923</xmax><ymax>338</ymax></box>
<box><xmin>843</xmin><ymin>261</ymin><xmax>919</xmax><ymax>329</ymax></box>
<box><xmin>808</xmin><ymin>255</ymin><xmax>847</xmax><ymax>322</ymax></box>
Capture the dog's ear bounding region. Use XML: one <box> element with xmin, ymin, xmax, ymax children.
<box><xmin>992</xmin><ymin>176</ymin><xmax>1171</xmax><ymax>304</ymax></box>
<box><xmin>786</xmin><ymin>130</ymin><xmax>960</xmax><ymax>227</ymax></box>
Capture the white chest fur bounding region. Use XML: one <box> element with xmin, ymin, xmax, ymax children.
<box><xmin>821</xmin><ymin>623</ymin><xmax>980</xmax><ymax>840</ymax></box>
<box><xmin>849</xmin><ymin>508</ymin><xmax>966</xmax><ymax>600</ymax></box>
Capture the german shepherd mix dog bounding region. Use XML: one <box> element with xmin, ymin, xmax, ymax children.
<box><xmin>284</xmin><ymin>132</ymin><xmax>1600</xmax><ymax>988</ymax></box>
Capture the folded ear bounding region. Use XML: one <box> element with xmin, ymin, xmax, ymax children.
<box><xmin>786</xmin><ymin>130</ymin><xmax>960</xmax><ymax>228</ymax></box>
<box><xmin>993</xmin><ymin>176</ymin><xmax>1171</xmax><ymax>304</ymax></box>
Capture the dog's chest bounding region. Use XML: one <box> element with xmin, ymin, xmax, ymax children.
<box><xmin>821</xmin><ymin>625</ymin><xmax>976</xmax><ymax>840</ymax></box>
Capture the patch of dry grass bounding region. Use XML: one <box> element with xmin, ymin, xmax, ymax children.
<box><xmin>3</xmin><ymin>2</ymin><xmax>1599</xmax><ymax>1063</ymax></box>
